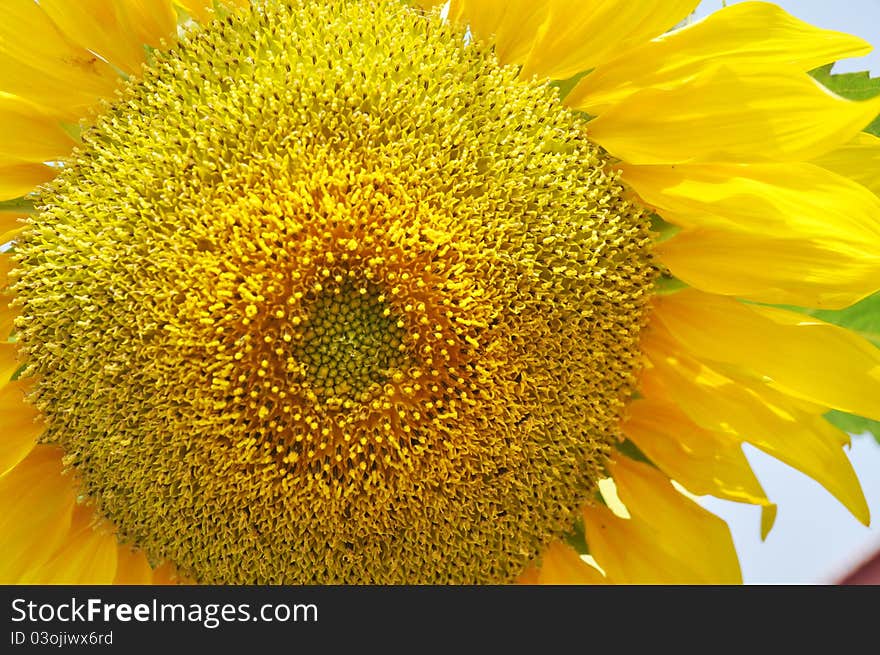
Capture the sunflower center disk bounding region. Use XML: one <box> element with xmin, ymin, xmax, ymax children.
<box><xmin>295</xmin><ymin>281</ymin><xmax>408</xmax><ymax>405</ymax></box>
<box><xmin>12</xmin><ymin>0</ymin><xmax>655</xmax><ymax>583</ymax></box>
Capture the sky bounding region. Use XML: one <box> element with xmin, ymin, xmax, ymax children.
<box><xmin>692</xmin><ymin>0</ymin><xmax>880</xmax><ymax>584</ymax></box>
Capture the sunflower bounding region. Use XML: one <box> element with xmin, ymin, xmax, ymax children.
<box><xmin>1</xmin><ymin>0</ymin><xmax>879</xmax><ymax>585</ymax></box>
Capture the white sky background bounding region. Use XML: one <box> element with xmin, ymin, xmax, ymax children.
<box><xmin>692</xmin><ymin>0</ymin><xmax>880</xmax><ymax>584</ymax></box>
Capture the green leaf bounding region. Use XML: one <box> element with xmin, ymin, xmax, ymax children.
<box><xmin>811</xmin><ymin>64</ymin><xmax>880</xmax><ymax>101</ymax></box>
<box><xmin>810</xmin><ymin>64</ymin><xmax>880</xmax><ymax>136</ymax></box>
<box><xmin>825</xmin><ymin>410</ymin><xmax>880</xmax><ymax>445</ymax></box>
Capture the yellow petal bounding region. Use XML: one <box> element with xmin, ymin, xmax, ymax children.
<box><xmin>0</xmin><ymin>94</ymin><xmax>75</xmax><ymax>164</ymax></box>
<box><xmin>515</xmin><ymin>563</ymin><xmax>541</xmax><ymax>585</ymax></box>
<box><xmin>583</xmin><ymin>456</ymin><xmax>741</xmax><ymax>584</ymax></box>
<box><xmin>1</xmin><ymin>210</ymin><xmax>25</xmax><ymax>232</ymax></box>
<box><xmin>0</xmin><ymin>301</ymin><xmax>18</xmax><ymax>341</ymax></box>
<box><xmin>0</xmin><ymin>340</ymin><xmax>18</xmax><ymax>384</ymax></box>
<box><xmin>588</xmin><ymin>65</ymin><xmax>880</xmax><ymax>165</ymax></box>
<box><xmin>0</xmin><ymin>446</ymin><xmax>77</xmax><ymax>583</ymax></box>
<box><xmin>174</xmin><ymin>0</ymin><xmax>211</xmax><ymax>23</ymax></box>
<box><xmin>38</xmin><ymin>1</ymin><xmax>150</xmax><ymax>74</ymax></box>
<box><xmin>0</xmin><ymin>0</ymin><xmax>119</xmax><ymax>117</ymax></box>
<box><xmin>116</xmin><ymin>0</ymin><xmax>178</xmax><ymax>51</ymax></box>
<box><xmin>0</xmin><ymin>377</ymin><xmax>43</xmax><ymax>476</ymax></box>
<box><xmin>0</xmin><ymin>227</ymin><xmax>22</xmax><ymax>245</ymax></box>
<box><xmin>813</xmin><ymin>132</ymin><xmax>880</xmax><ymax>197</ymax></box>
<box><xmin>0</xmin><ymin>251</ymin><xmax>12</xmax><ymax>291</ymax></box>
<box><xmin>113</xmin><ymin>546</ymin><xmax>156</xmax><ymax>584</ymax></box>
<box><xmin>625</xmin><ymin>161</ymin><xmax>880</xmax><ymax>308</ymax></box>
<box><xmin>536</xmin><ymin>541</ymin><xmax>606</xmax><ymax>585</ymax></box>
<box><xmin>656</xmin><ymin>228</ymin><xmax>880</xmax><ymax>310</ymax></box>
<box><xmin>1</xmin><ymin>210</ymin><xmax>26</xmax><ymax>244</ymax></box>
<box><xmin>569</xmin><ymin>2</ymin><xmax>872</xmax><ymax>113</ymax></box>
<box><xmin>0</xmin><ymin>163</ymin><xmax>57</xmax><ymax>201</ymax></box>
<box><xmin>0</xmin><ymin>63</ymin><xmax>116</xmax><ymax>123</ymax></box>
<box><xmin>622</xmin><ymin>162</ymin><xmax>880</xmax><ymax>241</ymax></box>
<box><xmin>761</xmin><ymin>505</ymin><xmax>778</xmax><ymax>542</ymax></box>
<box><xmin>448</xmin><ymin>1</ymin><xmax>551</xmax><ymax>68</ymax></box>
<box><xmin>655</xmin><ymin>290</ymin><xmax>880</xmax><ymax>421</ymax></box>
<box><xmin>515</xmin><ymin>0</ymin><xmax>700</xmax><ymax>81</ymax></box>
<box><xmin>21</xmin><ymin>506</ymin><xmax>119</xmax><ymax>584</ymax></box>
<box><xmin>623</xmin><ymin>396</ymin><xmax>770</xmax><ymax>506</ymax></box>
<box><xmin>642</xmin><ymin>328</ymin><xmax>870</xmax><ymax>525</ymax></box>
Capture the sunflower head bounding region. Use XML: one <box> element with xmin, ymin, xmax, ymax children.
<box><xmin>2</xmin><ymin>0</ymin><xmax>879</xmax><ymax>586</ymax></box>
<box><xmin>10</xmin><ymin>0</ymin><xmax>653</xmax><ymax>584</ymax></box>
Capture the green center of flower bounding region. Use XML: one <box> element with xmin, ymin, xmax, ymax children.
<box><xmin>295</xmin><ymin>281</ymin><xmax>408</xmax><ymax>404</ymax></box>
<box><xmin>12</xmin><ymin>0</ymin><xmax>655</xmax><ymax>584</ymax></box>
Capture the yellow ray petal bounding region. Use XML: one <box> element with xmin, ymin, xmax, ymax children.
<box><xmin>813</xmin><ymin>132</ymin><xmax>880</xmax><ymax>197</ymax></box>
<box><xmin>0</xmin><ymin>0</ymin><xmax>120</xmax><ymax>117</ymax></box>
<box><xmin>174</xmin><ymin>0</ymin><xmax>211</xmax><ymax>23</ymax></box>
<box><xmin>0</xmin><ymin>95</ymin><xmax>75</xmax><ymax>165</ymax></box>
<box><xmin>623</xmin><ymin>396</ymin><xmax>770</xmax><ymax>507</ymax></box>
<box><xmin>113</xmin><ymin>546</ymin><xmax>155</xmax><ymax>585</ymax></box>
<box><xmin>448</xmin><ymin>1</ymin><xmax>550</xmax><ymax>68</ymax></box>
<box><xmin>569</xmin><ymin>2</ymin><xmax>872</xmax><ymax>113</ymax></box>
<box><xmin>0</xmin><ymin>341</ymin><xmax>18</xmax><ymax>384</ymax></box>
<box><xmin>1</xmin><ymin>210</ymin><xmax>26</xmax><ymax>235</ymax></box>
<box><xmin>535</xmin><ymin>541</ymin><xmax>606</xmax><ymax>585</ymax></box>
<box><xmin>622</xmin><ymin>162</ymin><xmax>880</xmax><ymax>241</ymax></box>
<box><xmin>0</xmin><ymin>63</ymin><xmax>114</xmax><ymax>123</ymax></box>
<box><xmin>642</xmin><ymin>328</ymin><xmax>870</xmax><ymax>525</ymax></box>
<box><xmin>656</xmin><ymin>228</ymin><xmax>880</xmax><ymax>310</ymax></box>
<box><xmin>0</xmin><ymin>163</ymin><xmax>57</xmax><ymax>201</ymax></box>
<box><xmin>0</xmin><ymin>378</ymin><xmax>43</xmax><ymax>476</ymax></box>
<box><xmin>0</xmin><ymin>446</ymin><xmax>77</xmax><ymax>583</ymax></box>
<box><xmin>116</xmin><ymin>0</ymin><xmax>178</xmax><ymax>51</ymax></box>
<box><xmin>38</xmin><ymin>1</ymin><xmax>149</xmax><ymax>74</ymax></box>
<box><xmin>515</xmin><ymin>0</ymin><xmax>700</xmax><ymax>81</ymax></box>
<box><xmin>588</xmin><ymin>65</ymin><xmax>880</xmax><ymax>165</ymax></box>
<box><xmin>0</xmin><ymin>301</ymin><xmax>18</xmax><ymax>341</ymax></box>
<box><xmin>20</xmin><ymin>506</ymin><xmax>119</xmax><ymax>584</ymax></box>
<box><xmin>654</xmin><ymin>290</ymin><xmax>880</xmax><ymax>421</ymax></box>
<box><xmin>0</xmin><ymin>70</ymin><xmax>111</xmax><ymax>124</ymax></box>
<box><xmin>583</xmin><ymin>456</ymin><xmax>741</xmax><ymax>584</ymax></box>
<box><xmin>761</xmin><ymin>505</ymin><xmax>778</xmax><ymax>542</ymax></box>
<box><xmin>0</xmin><ymin>252</ymin><xmax>11</xmax><ymax>290</ymax></box>
<box><xmin>515</xmin><ymin>563</ymin><xmax>540</xmax><ymax>584</ymax></box>
<box><xmin>0</xmin><ymin>227</ymin><xmax>22</xmax><ymax>245</ymax></box>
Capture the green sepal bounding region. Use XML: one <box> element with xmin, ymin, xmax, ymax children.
<box><xmin>825</xmin><ymin>410</ymin><xmax>880</xmax><ymax>445</ymax></box>
<box><xmin>0</xmin><ymin>198</ymin><xmax>33</xmax><ymax>213</ymax></box>
<box><xmin>564</xmin><ymin>515</ymin><xmax>590</xmax><ymax>555</ymax></box>
<box><xmin>550</xmin><ymin>70</ymin><xmax>589</xmax><ymax>102</ymax></box>
<box><xmin>616</xmin><ymin>438</ymin><xmax>653</xmax><ymax>465</ymax></box>
<box><xmin>649</xmin><ymin>212</ymin><xmax>680</xmax><ymax>243</ymax></box>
